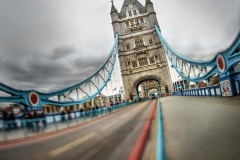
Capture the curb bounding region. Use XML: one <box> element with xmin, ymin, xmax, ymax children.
<box><xmin>156</xmin><ymin>98</ymin><xmax>166</xmax><ymax>160</ymax></box>
<box><xmin>128</xmin><ymin>99</ymin><xmax>157</xmax><ymax>160</ymax></box>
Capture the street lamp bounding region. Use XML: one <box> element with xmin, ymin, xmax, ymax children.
<box><xmin>144</xmin><ymin>86</ymin><xmax>147</xmax><ymax>98</ymax></box>
<box><xmin>119</xmin><ymin>86</ymin><xmax>124</xmax><ymax>102</ymax></box>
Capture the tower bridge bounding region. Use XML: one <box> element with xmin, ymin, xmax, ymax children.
<box><xmin>0</xmin><ymin>0</ymin><xmax>239</xmax><ymax>109</ymax></box>
<box><xmin>0</xmin><ymin>0</ymin><xmax>239</xmax><ymax>159</ymax></box>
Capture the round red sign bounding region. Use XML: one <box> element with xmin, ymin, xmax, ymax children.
<box><xmin>217</xmin><ymin>57</ymin><xmax>224</xmax><ymax>70</ymax></box>
<box><xmin>28</xmin><ymin>91</ymin><xmax>39</xmax><ymax>106</ymax></box>
<box><xmin>30</xmin><ymin>94</ymin><xmax>38</xmax><ymax>105</ymax></box>
<box><xmin>216</xmin><ymin>54</ymin><xmax>225</xmax><ymax>73</ymax></box>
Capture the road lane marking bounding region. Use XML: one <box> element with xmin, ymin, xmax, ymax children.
<box><xmin>50</xmin><ymin>132</ymin><xmax>96</xmax><ymax>157</ymax></box>
<box><xmin>101</xmin><ymin>120</ymin><xmax>118</xmax><ymax>131</ymax></box>
<box><xmin>121</xmin><ymin>113</ymin><xmax>129</xmax><ymax>119</ymax></box>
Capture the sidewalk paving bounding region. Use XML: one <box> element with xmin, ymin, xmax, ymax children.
<box><xmin>161</xmin><ymin>96</ymin><xmax>240</xmax><ymax>160</ymax></box>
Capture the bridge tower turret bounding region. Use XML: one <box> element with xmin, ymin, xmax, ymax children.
<box><xmin>145</xmin><ymin>0</ymin><xmax>159</xmax><ymax>27</ymax></box>
<box><xmin>110</xmin><ymin>1</ymin><xmax>120</xmax><ymax>36</ymax></box>
<box><xmin>110</xmin><ymin>0</ymin><xmax>172</xmax><ymax>101</ymax></box>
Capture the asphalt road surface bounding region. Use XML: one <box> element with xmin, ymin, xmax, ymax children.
<box><xmin>0</xmin><ymin>100</ymin><xmax>155</xmax><ymax>160</ymax></box>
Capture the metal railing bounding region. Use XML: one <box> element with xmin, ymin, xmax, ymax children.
<box><xmin>171</xmin><ymin>85</ymin><xmax>222</xmax><ymax>97</ymax></box>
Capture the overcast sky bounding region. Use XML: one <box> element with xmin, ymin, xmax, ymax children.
<box><xmin>0</xmin><ymin>0</ymin><xmax>239</xmax><ymax>93</ymax></box>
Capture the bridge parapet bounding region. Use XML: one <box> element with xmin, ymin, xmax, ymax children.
<box><xmin>171</xmin><ymin>85</ymin><xmax>221</xmax><ymax>97</ymax></box>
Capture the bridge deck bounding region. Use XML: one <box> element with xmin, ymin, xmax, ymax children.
<box><xmin>161</xmin><ymin>96</ymin><xmax>240</xmax><ymax>160</ymax></box>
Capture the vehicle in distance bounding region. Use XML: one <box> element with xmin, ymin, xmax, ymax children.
<box><xmin>151</xmin><ymin>94</ymin><xmax>156</xmax><ymax>99</ymax></box>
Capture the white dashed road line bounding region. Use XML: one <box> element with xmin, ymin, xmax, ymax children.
<box><xmin>101</xmin><ymin>120</ymin><xmax>118</xmax><ymax>131</ymax></box>
<box><xmin>121</xmin><ymin>113</ymin><xmax>129</xmax><ymax>119</ymax></box>
<box><xmin>50</xmin><ymin>132</ymin><xmax>96</xmax><ymax>157</ymax></box>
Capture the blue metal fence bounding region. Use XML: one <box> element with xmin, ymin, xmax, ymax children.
<box><xmin>171</xmin><ymin>85</ymin><xmax>222</xmax><ymax>97</ymax></box>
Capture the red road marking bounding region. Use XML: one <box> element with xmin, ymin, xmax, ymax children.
<box><xmin>128</xmin><ymin>99</ymin><xmax>157</xmax><ymax>160</ymax></box>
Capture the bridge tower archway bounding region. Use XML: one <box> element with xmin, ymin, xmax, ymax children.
<box><xmin>147</xmin><ymin>87</ymin><xmax>159</xmax><ymax>97</ymax></box>
<box><xmin>131</xmin><ymin>75</ymin><xmax>167</xmax><ymax>100</ymax></box>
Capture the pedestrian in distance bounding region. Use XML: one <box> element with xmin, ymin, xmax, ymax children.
<box><xmin>40</xmin><ymin>110</ymin><xmax>47</xmax><ymax>128</ymax></box>
<box><xmin>9</xmin><ymin>111</ymin><xmax>17</xmax><ymax>129</ymax></box>
<box><xmin>67</xmin><ymin>109</ymin><xmax>72</xmax><ymax>121</ymax></box>
<box><xmin>79</xmin><ymin>107</ymin><xmax>84</xmax><ymax>117</ymax></box>
<box><xmin>2</xmin><ymin>108</ymin><xmax>11</xmax><ymax>131</ymax></box>
<box><xmin>180</xmin><ymin>88</ymin><xmax>183</xmax><ymax>96</ymax></box>
<box><xmin>61</xmin><ymin>110</ymin><xmax>66</xmax><ymax>122</ymax></box>
<box><xmin>33</xmin><ymin>109</ymin><xmax>40</xmax><ymax>132</ymax></box>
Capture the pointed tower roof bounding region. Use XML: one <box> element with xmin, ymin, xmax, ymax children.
<box><xmin>118</xmin><ymin>0</ymin><xmax>147</xmax><ymax>18</ymax></box>
<box><xmin>146</xmin><ymin>0</ymin><xmax>153</xmax><ymax>5</ymax></box>
<box><xmin>110</xmin><ymin>1</ymin><xmax>118</xmax><ymax>14</ymax></box>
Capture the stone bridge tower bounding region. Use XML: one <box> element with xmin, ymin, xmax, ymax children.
<box><xmin>110</xmin><ymin>0</ymin><xmax>172</xmax><ymax>100</ymax></box>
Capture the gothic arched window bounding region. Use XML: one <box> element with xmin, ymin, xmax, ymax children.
<box><xmin>126</xmin><ymin>43</ymin><xmax>130</xmax><ymax>50</ymax></box>
<box><xmin>135</xmin><ymin>39</ymin><xmax>144</xmax><ymax>48</ymax></box>
<box><xmin>128</xmin><ymin>11</ymin><xmax>132</xmax><ymax>17</ymax></box>
<box><xmin>126</xmin><ymin>22</ymin><xmax>129</xmax><ymax>27</ymax></box>
<box><xmin>132</xmin><ymin>61</ymin><xmax>137</xmax><ymax>68</ymax></box>
<box><xmin>138</xmin><ymin>57</ymin><xmax>148</xmax><ymax>66</ymax></box>
<box><xmin>149</xmin><ymin>38</ymin><xmax>153</xmax><ymax>45</ymax></box>
<box><xmin>133</xmin><ymin>10</ymin><xmax>137</xmax><ymax>16</ymax></box>
<box><xmin>149</xmin><ymin>56</ymin><xmax>155</xmax><ymax>64</ymax></box>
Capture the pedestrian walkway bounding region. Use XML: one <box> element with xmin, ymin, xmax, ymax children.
<box><xmin>161</xmin><ymin>96</ymin><xmax>240</xmax><ymax>160</ymax></box>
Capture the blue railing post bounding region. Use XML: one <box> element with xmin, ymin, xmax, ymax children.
<box><xmin>22</xmin><ymin>119</ymin><xmax>28</xmax><ymax>137</ymax></box>
<box><xmin>2</xmin><ymin>121</ymin><xmax>8</xmax><ymax>140</ymax></box>
<box><xmin>74</xmin><ymin>111</ymin><xmax>78</xmax><ymax>123</ymax></box>
<box><xmin>214</xmin><ymin>87</ymin><xmax>217</xmax><ymax>96</ymax></box>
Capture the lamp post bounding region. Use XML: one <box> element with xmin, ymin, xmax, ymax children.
<box><xmin>157</xmin><ymin>83</ymin><xmax>162</xmax><ymax>97</ymax></box>
<box><xmin>144</xmin><ymin>86</ymin><xmax>147</xmax><ymax>98</ymax></box>
<box><xmin>119</xmin><ymin>86</ymin><xmax>124</xmax><ymax>102</ymax></box>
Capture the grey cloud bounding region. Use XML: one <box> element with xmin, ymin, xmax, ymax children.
<box><xmin>73</xmin><ymin>55</ymin><xmax>106</xmax><ymax>69</ymax></box>
<box><xmin>51</xmin><ymin>45</ymin><xmax>76</xmax><ymax>60</ymax></box>
<box><xmin>157</xmin><ymin>0</ymin><xmax>240</xmax><ymax>60</ymax></box>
